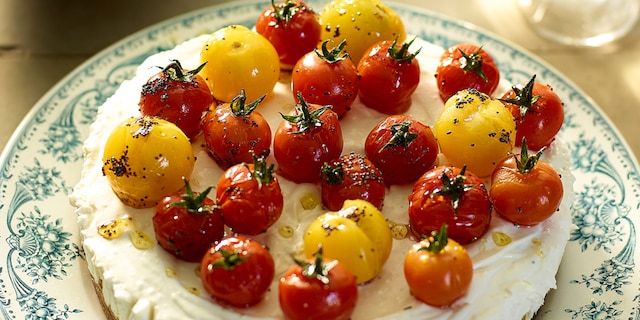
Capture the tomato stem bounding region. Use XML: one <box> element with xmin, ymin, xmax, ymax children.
<box><xmin>315</xmin><ymin>39</ymin><xmax>349</xmax><ymax>63</ymax></box>
<box><xmin>418</xmin><ymin>224</ymin><xmax>449</xmax><ymax>253</ymax></box>
<box><xmin>434</xmin><ymin>166</ymin><xmax>475</xmax><ymax>213</ymax></box>
<box><xmin>388</xmin><ymin>36</ymin><xmax>421</xmax><ymax>63</ymax></box>
<box><xmin>499</xmin><ymin>74</ymin><xmax>541</xmax><ymax>119</ymax></box>
<box><xmin>245</xmin><ymin>153</ymin><xmax>276</xmax><ymax>189</ymax></box>
<box><xmin>458</xmin><ymin>47</ymin><xmax>488</xmax><ymax>83</ymax></box>
<box><xmin>294</xmin><ymin>246</ymin><xmax>338</xmax><ymax>285</ymax></box>
<box><xmin>271</xmin><ymin>0</ymin><xmax>302</xmax><ymax>27</ymax></box>
<box><xmin>161</xmin><ymin>59</ymin><xmax>207</xmax><ymax>82</ymax></box>
<box><xmin>320</xmin><ymin>161</ymin><xmax>344</xmax><ymax>186</ymax></box>
<box><xmin>229</xmin><ymin>88</ymin><xmax>266</xmax><ymax>116</ymax></box>
<box><xmin>209</xmin><ymin>249</ymin><xmax>247</xmax><ymax>270</ymax></box>
<box><xmin>169</xmin><ymin>178</ymin><xmax>216</xmax><ymax>214</ymax></box>
<box><xmin>514</xmin><ymin>138</ymin><xmax>545</xmax><ymax>174</ymax></box>
<box><xmin>281</xmin><ymin>92</ymin><xmax>331</xmax><ymax>134</ymax></box>
<box><xmin>379</xmin><ymin>121</ymin><xmax>418</xmax><ymax>153</ymax></box>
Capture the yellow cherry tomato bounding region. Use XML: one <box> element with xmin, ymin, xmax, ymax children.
<box><xmin>303</xmin><ymin>199</ymin><xmax>392</xmax><ymax>284</ymax></box>
<box><xmin>319</xmin><ymin>0</ymin><xmax>406</xmax><ymax>65</ymax></box>
<box><xmin>339</xmin><ymin>199</ymin><xmax>392</xmax><ymax>267</ymax></box>
<box><xmin>200</xmin><ymin>25</ymin><xmax>280</xmax><ymax>102</ymax></box>
<box><xmin>434</xmin><ymin>88</ymin><xmax>516</xmax><ymax>177</ymax></box>
<box><xmin>304</xmin><ymin>213</ymin><xmax>379</xmax><ymax>284</ymax></box>
<box><xmin>102</xmin><ymin>116</ymin><xmax>195</xmax><ymax>208</ymax></box>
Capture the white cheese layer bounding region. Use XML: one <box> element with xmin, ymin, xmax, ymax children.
<box><xmin>70</xmin><ymin>34</ymin><xmax>575</xmax><ymax>320</ymax></box>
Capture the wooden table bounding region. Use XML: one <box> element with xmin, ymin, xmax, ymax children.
<box><xmin>1</xmin><ymin>0</ymin><xmax>639</xmax><ymax>160</ymax></box>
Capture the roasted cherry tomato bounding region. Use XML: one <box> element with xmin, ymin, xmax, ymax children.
<box><xmin>319</xmin><ymin>0</ymin><xmax>406</xmax><ymax>64</ymax></box>
<box><xmin>215</xmin><ymin>155</ymin><xmax>283</xmax><ymax>235</ymax></box>
<box><xmin>292</xmin><ymin>39</ymin><xmax>360</xmax><ymax>118</ymax></box>
<box><xmin>490</xmin><ymin>139</ymin><xmax>564</xmax><ymax>226</ymax></box>
<box><xmin>404</xmin><ymin>224</ymin><xmax>473</xmax><ymax>307</ymax></box>
<box><xmin>320</xmin><ymin>152</ymin><xmax>385</xmax><ymax>211</ymax></box>
<box><xmin>434</xmin><ymin>88</ymin><xmax>515</xmax><ymax>177</ymax></box>
<box><xmin>303</xmin><ymin>199</ymin><xmax>392</xmax><ymax>284</ymax></box>
<box><xmin>255</xmin><ymin>0</ymin><xmax>322</xmax><ymax>69</ymax></box>
<box><xmin>102</xmin><ymin>116</ymin><xmax>195</xmax><ymax>208</ymax></box>
<box><xmin>279</xmin><ymin>249</ymin><xmax>358</xmax><ymax>320</ymax></box>
<box><xmin>200</xmin><ymin>235</ymin><xmax>275</xmax><ymax>307</ymax></box>
<box><xmin>273</xmin><ymin>94</ymin><xmax>343</xmax><ymax>183</ymax></box>
<box><xmin>500</xmin><ymin>74</ymin><xmax>565</xmax><ymax>150</ymax></box>
<box><xmin>364</xmin><ymin>115</ymin><xmax>438</xmax><ymax>184</ymax></box>
<box><xmin>139</xmin><ymin>60</ymin><xmax>213</xmax><ymax>140</ymax></box>
<box><xmin>357</xmin><ymin>37</ymin><xmax>421</xmax><ymax>114</ymax></box>
<box><xmin>435</xmin><ymin>43</ymin><xmax>500</xmax><ymax>102</ymax></box>
<box><xmin>152</xmin><ymin>179</ymin><xmax>224</xmax><ymax>262</ymax></box>
<box><xmin>200</xmin><ymin>25</ymin><xmax>280</xmax><ymax>102</ymax></box>
<box><xmin>202</xmin><ymin>89</ymin><xmax>272</xmax><ymax>169</ymax></box>
<box><xmin>408</xmin><ymin>166</ymin><xmax>492</xmax><ymax>245</ymax></box>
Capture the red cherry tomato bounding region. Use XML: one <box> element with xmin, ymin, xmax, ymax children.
<box><xmin>279</xmin><ymin>250</ymin><xmax>358</xmax><ymax>320</ymax></box>
<box><xmin>255</xmin><ymin>0</ymin><xmax>322</xmax><ymax>69</ymax></box>
<box><xmin>215</xmin><ymin>155</ymin><xmax>283</xmax><ymax>235</ymax></box>
<box><xmin>500</xmin><ymin>75</ymin><xmax>565</xmax><ymax>150</ymax></box>
<box><xmin>152</xmin><ymin>180</ymin><xmax>224</xmax><ymax>262</ymax></box>
<box><xmin>320</xmin><ymin>152</ymin><xmax>386</xmax><ymax>211</ymax></box>
<box><xmin>364</xmin><ymin>115</ymin><xmax>438</xmax><ymax>184</ymax></box>
<box><xmin>357</xmin><ymin>37</ymin><xmax>421</xmax><ymax>114</ymax></box>
<box><xmin>273</xmin><ymin>94</ymin><xmax>344</xmax><ymax>183</ymax></box>
<box><xmin>139</xmin><ymin>60</ymin><xmax>213</xmax><ymax>140</ymax></box>
<box><xmin>200</xmin><ymin>236</ymin><xmax>275</xmax><ymax>307</ymax></box>
<box><xmin>404</xmin><ymin>224</ymin><xmax>473</xmax><ymax>307</ymax></box>
<box><xmin>202</xmin><ymin>89</ymin><xmax>272</xmax><ymax>169</ymax></box>
<box><xmin>435</xmin><ymin>43</ymin><xmax>500</xmax><ymax>103</ymax></box>
<box><xmin>490</xmin><ymin>139</ymin><xmax>564</xmax><ymax>226</ymax></box>
<box><xmin>408</xmin><ymin>166</ymin><xmax>492</xmax><ymax>244</ymax></box>
<box><xmin>292</xmin><ymin>40</ymin><xmax>360</xmax><ymax>118</ymax></box>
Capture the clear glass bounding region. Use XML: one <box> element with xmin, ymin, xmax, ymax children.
<box><xmin>518</xmin><ymin>0</ymin><xmax>640</xmax><ymax>47</ymax></box>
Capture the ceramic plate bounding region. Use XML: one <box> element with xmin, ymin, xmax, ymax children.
<box><xmin>1</xmin><ymin>1</ymin><xmax>638</xmax><ymax>319</ymax></box>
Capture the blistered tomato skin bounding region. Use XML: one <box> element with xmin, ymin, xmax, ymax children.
<box><xmin>200</xmin><ymin>25</ymin><xmax>280</xmax><ymax>102</ymax></box>
<box><xmin>435</xmin><ymin>43</ymin><xmax>500</xmax><ymax>103</ymax></box>
<box><xmin>255</xmin><ymin>0</ymin><xmax>322</xmax><ymax>69</ymax></box>
<box><xmin>434</xmin><ymin>88</ymin><xmax>516</xmax><ymax>178</ymax></box>
<box><xmin>139</xmin><ymin>60</ymin><xmax>213</xmax><ymax>140</ymax></box>
<box><xmin>319</xmin><ymin>0</ymin><xmax>406</xmax><ymax>64</ymax></box>
<box><xmin>365</xmin><ymin>115</ymin><xmax>438</xmax><ymax>184</ymax></box>
<box><xmin>408</xmin><ymin>166</ymin><xmax>492</xmax><ymax>245</ymax></box>
<box><xmin>320</xmin><ymin>153</ymin><xmax>385</xmax><ymax>211</ymax></box>
<box><xmin>500</xmin><ymin>75</ymin><xmax>565</xmax><ymax>151</ymax></box>
<box><xmin>102</xmin><ymin>116</ymin><xmax>195</xmax><ymax>209</ymax></box>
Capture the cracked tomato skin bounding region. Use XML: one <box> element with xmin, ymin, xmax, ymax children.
<box><xmin>202</xmin><ymin>92</ymin><xmax>272</xmax><ymax>169</ymax></box>
<box><xmin>408</xmin><ymin>166</ymin><xmax>492</xmax><ymax>245</ymax></box>
<box><xmin>435</xmin><ymin>43</ymin><xmax>500</xmax><ymax>103</ymax></box>
<box><xmin>152</xmin><ymin>185</ymin><xmax>224</xmax><ymax>263</ymax></box>
<box><xmin>273</xmin><ymin>101</ymin><xmax>343</xmax><ymax>183</ymax></box>
<box><xmin>255</xmin><ymin>0</ymin><xmax>322</xmax><ymax>69</ymax></box>
<box><xmin>139</xmin><ymin>60</ymin><xmax>213</xmax><ymax>140</ymax></box>
<box><xmin>215</xmin><ymin>161</ymin><xmax>283</xmax><ymax>235</ymax></box>
<box><xmin>364</xmin><ymin>115</ymin><xmax>438</xmax><ymax>184</ymax></box>
<box><xmin>501</xmin><ymin>79</ymin><xmax>564</xmax><ymax>151</ymax></box>
<box><xmin>200</xmin><ymin>236</ymin><xmax>275</xmax><ymax>308</ymax></box>
<box><xmin>490</xmin><ymin>153</ymin><xmax>564</xmax><ymax>226</ymax></box>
